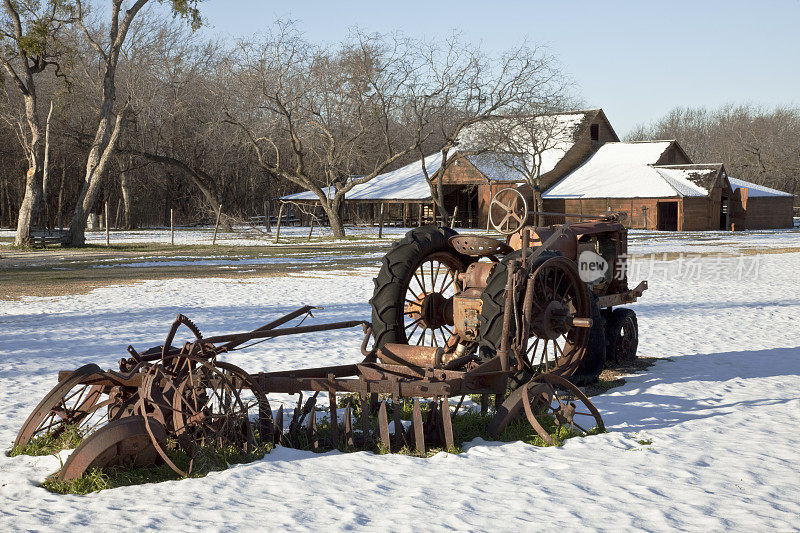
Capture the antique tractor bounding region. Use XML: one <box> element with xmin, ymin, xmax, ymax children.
<box><xmin>370</xmin><ymin>187</ymin><xmax>647</xmax><ymax>385</ymax></box>
<box><xmin>12</xmin><ymin>188</ymin><xmax>646</xmax><ymax>483</ymax></box>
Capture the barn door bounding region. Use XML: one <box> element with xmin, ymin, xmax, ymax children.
<box><xmin>657</xmin><ymin>201</ymin><xmax>678</xmax><ymax>231</ymax></box>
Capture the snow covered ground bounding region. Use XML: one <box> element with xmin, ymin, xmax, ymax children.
<box><xmin>0</xmin><ymin>237</ymin><xmax>798</xmax><ymax>530</ymax></box>
<box><xmin>2</xmin><ymin>224</ymin><xmax>798</xmax><ymax>256</ymax></box>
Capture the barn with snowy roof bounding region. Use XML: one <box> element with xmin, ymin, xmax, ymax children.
<box><xmin>280</xmin><ymin>108</ymin><xmax>794</xmax><ymax>230</ymax></box>
<box><xmin>281</xmin><ymin>109</ymin><xmax>619</xmax><ymax>227</ymax></box>
<box><xmin>541</xmin><ymin>140</ymin><xmax>794</xmax><ymax>230</ymax></box>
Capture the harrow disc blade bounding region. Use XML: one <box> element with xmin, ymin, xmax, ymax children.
<box><xmin>56</xmin><ymin>415</ymin><xmax>167</xmax><ymax>482</ymax></box>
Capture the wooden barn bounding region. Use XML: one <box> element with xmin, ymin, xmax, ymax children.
<box><xmin>728</xmin><ymin>177</ymin><xmax>795</xmax><ymax>230</ymax></box>
<box><xmin>280</xmin><ymin>108</ymin><xmax>795</xmax><ymax>231</ymax></box>
<box><xmin>281</xmin><ymin>109</ymin><xmax>620</xmax><ymax>228</ymax></box>
<box><xmin>541</xmin><ymin>140</ymin><xmax>794</xmax><ymax>230</ymax></box>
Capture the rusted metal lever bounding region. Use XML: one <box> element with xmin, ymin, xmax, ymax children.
<box><xmin>204</xmin><ymin>320</ymin><xmax>367</xmax><ymax>345</ymax></box>
<box><xmin>221</xmin><ymin>305</ymin><xmax>321</xmax><ymax>351</ymax></box>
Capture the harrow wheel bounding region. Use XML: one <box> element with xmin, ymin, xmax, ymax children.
<box><xmin>169</xmin><ymin>360</ymin><xmax>259</xmax><ymax>470</ymax></box>
<box><xmin>14</xmin><ymin>364</ymin><xmax>126</xmax><ymax>452</ymax></box>
<box><xmin>488</xmin><ymin>373</ymin><xmax>604</xmax><ymax>440</ymax></box>
<box><xmin>371</xmin><ymin>226</ymin><xmax>473</xmax><ymax>350</ymax></box>
<box><xmin>56</xmin><ymin>415</ymin><xmax>167</xmax><ymax>482</ymax></box>
<box><xmin>526</xmin><ymin>373</ymin><xmax>605</xmax><ymax>439</ymax></box>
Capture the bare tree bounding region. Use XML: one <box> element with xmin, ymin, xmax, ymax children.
<box><xmin>467</xmin><ymin>111</ymin><xmax>578</xmax><ymax>225</ymax></box>
<box><xmin>225</xmin><ymin>25</ymin><xmax>438</xmax><ymax>238</ymax></box>
<box><xmin>413</xmin><ymin>37</ymin><xmax>571</xmax><ymax>224</ymax></box>
<box><xmin>0</xmin><ymin>0</ymin><xmax>72</xmax><ymax>245</ymax></box>
<box><xmin>67</xmin><ymin>0</ymin><xmax>201</xmax><ymax>245</ymax></box>
<box><xmin>627</xmin><ymin>104</ymin><xmax>800</xmax><ymax>201</ymax></box>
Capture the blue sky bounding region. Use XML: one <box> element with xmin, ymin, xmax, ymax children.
<box><xmin>196</xmin><ymin>0</ymin><xmax>800</xmax><ymax>136</ymax></box>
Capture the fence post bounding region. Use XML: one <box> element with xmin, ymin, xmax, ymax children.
<box><xmin>170</xmin><ymin>208</ymin><xmax>175</xmax><ymax>245</ymax></box>
<box><xmin>212</xmin><ymin>204</ymin><xmax>222</xmax><ymax>245</ymax></box>
<box><xmin>275</xmin><ymin>203</ymin><xmax>284</xmax><ymax>243</ymax></box>
<box><xmin>105</xmin><ymin>201</ymin><xmax>110</xmax><ymax>246</ymax></box>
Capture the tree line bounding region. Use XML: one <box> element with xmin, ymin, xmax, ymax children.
<box><xmin>3</xmin><ymin>3</ymin><xmax>795</xmax><ymax>246</ymax></box>
<box><xmin>1</xmin><ymin>2</ymin><xmax>571</xmax><ymax>243</ymax></box>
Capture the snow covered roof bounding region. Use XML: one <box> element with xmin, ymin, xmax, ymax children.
<box><xmin>543</xmin><ymin>141</ymin><xmax>709</xmax><ymax>199</ymax></box>
<box><xmin>281</xmin><ymin>152</ymin><xmax>444</xmax><ymax>201</ymax></box>
<box><xmin>728</xmin><ymin>177</ymin><xmax>794</xmax><ymax>198</ymax></box>
<box><xmin>280</xmin><ymin>150</ymin><xmax>535</xmax><ymax>202</ymax></box>
<box><xmin>458</xmin><ymin>110</ymin><xmax>597</xmax><ymax>177</ymax></box>
<box><xmin>654</xmin><ymin>164</ymin><xmax>724</xmax><ymax>192</ymax></box>
<box><xmin>465</xmin><ymin>153</ymin><xmax>529</xmax><ymax>182</ymax></box>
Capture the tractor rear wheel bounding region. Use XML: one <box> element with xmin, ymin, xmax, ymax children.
<box><xmin>370</xmin><ymin>226</ymin><xmax>473</xmax><ymax>350</ymax></box>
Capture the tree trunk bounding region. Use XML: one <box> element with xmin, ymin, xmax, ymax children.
<box><xmin>39</xmin><ymin>101</ymin><xmax>53</xmax><ymax>228</ymax></box>
<box><xmin>57</xmin><ymin>164</ymin><xmax>66</xmax><ymax>229</ymax></box>
<box><xmin>68</xmin><ymin>110</ymin><xmax>126</xmax><ymax>245</ymax></box>
<box><xmin>120</xmin><ymin>166</ymin><xmax>134</xmax><ymax>229</ymax></box>
<box><xmin>533</xmin><ymin>185</ymin><xmax>543</xmax><ymax>227</ymax></box>
<box><xmin>14</xmin><ymin>93</ymin><xmax>44</xmax><ymax>246</ymax></box>
<box><xmin>323</xmin><ymin>195</ymin><xmax>346</xmax><ymax>238</ymax></box>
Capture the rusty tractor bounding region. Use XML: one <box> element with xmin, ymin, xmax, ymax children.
<box><xmin>13</xmin><ymin>187</ymin><xmax>646</xmax><ymax>482</ymax></box>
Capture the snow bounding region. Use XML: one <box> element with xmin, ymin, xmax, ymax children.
<box><xmin>653</xmin><ymin>167</ymin><xmax>711</xmax><ymax>197</ymax></box>
<box><xmin>458</xmin><ymin>112</ymin><xmax>590</xmax><ymax>177</ymax></box>
<box><xmin>1</xmin><ymin>236</ymin><xmax>800</xmax><ymax>530</ymax></box>
<box><xmin>281</xmin><ymin>153</ymin><xmax>443</xmax><ymax>201</ymax></box>
<box><xmin>728</xmin><ymin>177</ymin><xmax>794</xmax><ymax>198</ymax></box>
<box><xmin>543</xmin><ymin>141</ymin><xmax>709</xmax><ymax>199</ymax></box>
<box><xmin>0</xmin><ymin>225</ymin><xmax>416</xmax><ymax>247</ymax></box>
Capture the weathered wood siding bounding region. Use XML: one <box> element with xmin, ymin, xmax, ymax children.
<box><xmin>731</xmin><ymin>190</ymin><xmax>794</xmax><ymax>229</ymax></box>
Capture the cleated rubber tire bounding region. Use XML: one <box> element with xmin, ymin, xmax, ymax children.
<box><xmin>370</xmin><ymin>226</ymin><xmax>473</xmax><ymax>350</ymax></box>
<box><xmin>569</xmin><ymin>292</ymin><xmax>606</xmax><ymax>385</ymax></box>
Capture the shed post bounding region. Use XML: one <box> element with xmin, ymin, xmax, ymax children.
<box><xmin>642</xmin><ymin>206</ymin><xmax>648</xmax><ymax>230</ymax></box>
<box><xmin>402</xmin><ymin>202</ymin><xmax>408</xmax><ymax>227</ymax></box>
<box><xmin>630</xmin><ymin>199</ymin><xmax>634</xmax><ymax>228</ymax></box>
<box><xmin>579</xmin><ymin>199</ymin><xmax>583</xmax><ymax>221</ymax></box>
<box><xmin>378</xmin><ymin>203</ymin><xmax>385</xmax><ymax>238</ymax></box>
<box><xmin>418</xmin><ymin>204</ymin><xmax>423</xmax><ymax>227</ymax></box>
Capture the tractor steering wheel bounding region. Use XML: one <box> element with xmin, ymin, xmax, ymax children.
<box><xmin>489</xmin><ymin>187</ymin><xmax>529</xmax><ymax>235</ymax></box>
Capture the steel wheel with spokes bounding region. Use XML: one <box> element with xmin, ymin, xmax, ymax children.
<box><xmin>14</xmin><ymin>364</ymin><xmax>130</xmax><ymax>452</ymax></box>
<box><xmin>402</xmin><ymin>251</ymin><xmax>464</xmax><ymax>349</ymax></box>
<box><xmin>518</xmin><ymin>256</ymin><xmax>592</xmax><ymax>376</ymax></box>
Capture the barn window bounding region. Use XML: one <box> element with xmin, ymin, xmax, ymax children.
<box><xmin>590</xmin><ymin>123</ymin><xmax>599</xmax><ymax>141</ymax></box>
